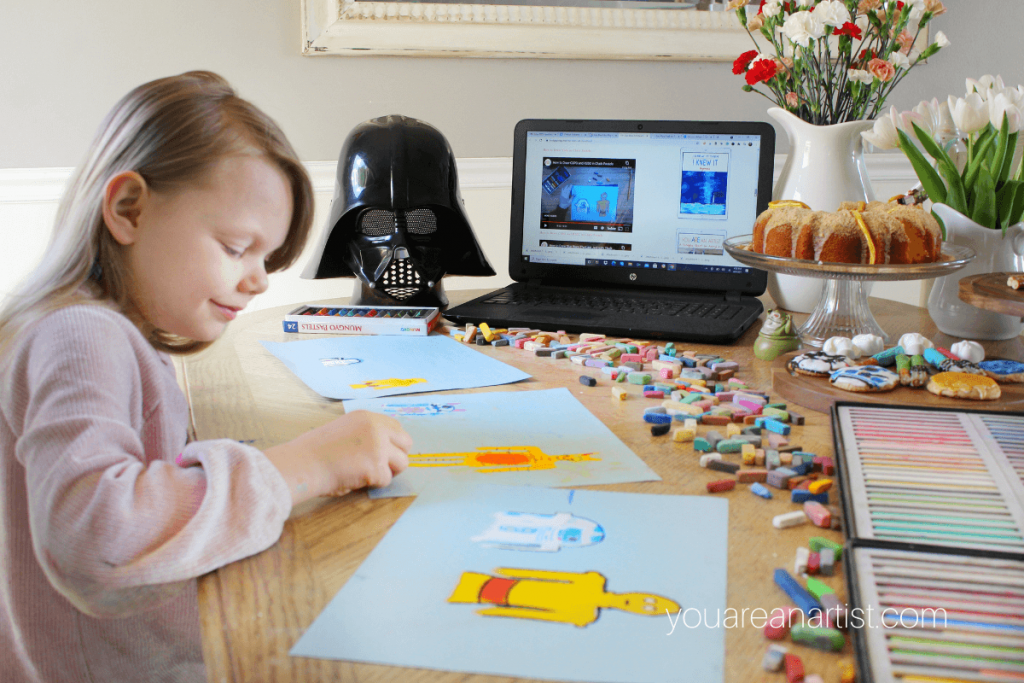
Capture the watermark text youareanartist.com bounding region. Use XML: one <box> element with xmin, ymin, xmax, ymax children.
<box><xmin>664</xmin><ymin>606</ymin><xmax>948</xmax><ymax>636</ymax></box>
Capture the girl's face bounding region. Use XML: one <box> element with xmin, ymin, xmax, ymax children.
<box><xmin>123</xmin><ymin>155</ymin><xmax>292</xmax><ymax>342</ymax></box>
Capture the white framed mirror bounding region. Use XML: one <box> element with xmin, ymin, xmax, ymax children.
<box><xmin>302</xmin><ymin>0</ymin><xmax>756</xmax><ymax>60</ymax></box>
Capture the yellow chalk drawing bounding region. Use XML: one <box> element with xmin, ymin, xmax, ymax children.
<box><xmin>408</xmin><ymin>446</ymin><xmax>598</xmax><ymax>473</ymax></box>
<box><xmin>350</xmin><ymin>378</ymin><xmax>427</xmax><ymax>390</ymax></box>
<box><xmin>448</xmin><ymin>568</ymin><xmax>679</xmax><ymax>628</ymax></box>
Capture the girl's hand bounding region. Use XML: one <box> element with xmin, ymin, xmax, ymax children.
<box><xmin>264</xmin><ymin>410</ymin><xmax>412</xmax><ymax>507</ymax></box>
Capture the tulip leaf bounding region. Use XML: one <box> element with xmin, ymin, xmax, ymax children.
<box><xmin>964</xmin><ymin>134</ymin><xmax>997</xmax><ymax>190</ymax></box>
<box><xmin>997</xmin><ymin>180</ymin><xmax>1019</xmax><ymax>230</ymax></box>
<box><xmin>897</xmin><ymin>129</ymin><xmax>947</xmax><ymax>205</ymax></box>
<box><xmin>974</xmin><ymin>126</ymin><xmax>995</xmax><ymax>154</ymax></box>
<box><xmin>931</xmin><ymin>209</ymin><xmax>946</xmax><ymax>240</ymax></box>
<box><xmin>937</xmin><ymin>157</ymin><xmax>967</xmax><ymax>214</ymax></box>
<box><xmin>911</xmin><ymin>123</ymin><xmax>956</xmax><ymax>170</ymax></box>
<box><xmin>1009</xmin><ymin>182</ymin><xmax>1024</xmax><ymax>230</ymax></box>
<box><xmin>990</xmin><ymin>116</ymin><xmax>1011</xmax><ymax>184</ymax></box>
<box><xmin>971</xmin><ymin>164</ymin><xmax>997</xmax><ymax>230</ymax></box>
<box><xmin>999</xmin><ymin>132</ymin><xmax>1019</xmax><ymax>183</ymax></box>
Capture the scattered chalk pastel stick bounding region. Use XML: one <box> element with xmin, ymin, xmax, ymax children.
<box><xmin>773</xmin><ymin>569</ymin><xmax>822</xmax><ymax>616</ymax></box>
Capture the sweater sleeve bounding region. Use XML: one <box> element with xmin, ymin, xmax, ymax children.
<box><xmin>12</xmin><ymin>307</ymin><xmax>291</xmax><ymax>618</ymax></box>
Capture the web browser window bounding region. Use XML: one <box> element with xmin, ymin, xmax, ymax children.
<box><xmin>522</xmin><ymin>131</ymin><xmax>761</xmax><ymax>275</ymax></box>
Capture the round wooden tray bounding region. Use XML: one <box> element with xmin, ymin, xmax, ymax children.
<box><xmin>959</xmin><ymin>272</ymin><xmax>1024</xmax><ymax>317</ymax></box>
<box><xmin>771</xmin><ymin>351</ymin><xmax>1024</xmax><ymax>413</ymax></box>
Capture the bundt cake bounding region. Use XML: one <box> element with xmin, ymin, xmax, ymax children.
<box><xmin>751</xmin><ymin>199</ymin><xmax>943</xmax><ymax>265</ymax></box>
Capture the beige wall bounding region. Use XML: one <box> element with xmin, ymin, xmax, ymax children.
<box><xmin>0</xmin><ymin>1</ymin><xmax>1018</xmax><ymax>315</ymax></box>
<box><xmin>2</xmin><ymin>1</ymin><xmax>1019</xmax><ymax>169</ymax></box>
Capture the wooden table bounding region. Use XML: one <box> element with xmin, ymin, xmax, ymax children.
<box><xmin>183</xmin><ymin>291</ymin><xmax>1023</xmax><ymax>683</ymax></box>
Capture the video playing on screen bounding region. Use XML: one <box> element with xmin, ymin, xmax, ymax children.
<box><xmin>539</xmin><ymin>158</ymin><xmax>635</xmax><ymax>232</ymax></box>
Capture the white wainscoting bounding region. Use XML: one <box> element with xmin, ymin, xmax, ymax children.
<box><xmin>0</xmin><ymin>154</ymin><xmax>922</xmax><ymax>316</ymax></box>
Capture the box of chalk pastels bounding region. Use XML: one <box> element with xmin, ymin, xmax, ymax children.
<box><xmin>831</xmin><ymin>402</ymin><xmax>1024</xmax><ymax>683</ymax></box>
<box><xmin>282</xmin><ymin>304</ymin><xmax>441</xmax><ymax>336</ymax></box>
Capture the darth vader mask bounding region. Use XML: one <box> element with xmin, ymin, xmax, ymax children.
<box><xmin>301</xmin><ymin>115</ymin><xmax>494</xmax><ymax>308</ymax></box>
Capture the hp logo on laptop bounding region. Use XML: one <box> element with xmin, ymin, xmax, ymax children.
<box><xmin>629</xmin><ymin>273</ymin><xmax>637</xmax><ymax>281</ymax></box>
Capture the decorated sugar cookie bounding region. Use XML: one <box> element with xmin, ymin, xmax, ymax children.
<box><xmin>829</xmin><ymin>366</ymin><xmax>899</xmax><ymax>392</ymax></box>
<box><xmin>788</xmin><ymin>351</ymin><xmax>850</xmax><ymax>377</ymax></box>
<box><xmin>926</xmin><ymin>372</ymin><xmax>1001</xmax><ymax>400</ymax></box>
<box><xmin>979</xmin><ymin>359</ymin><xmax>1024</xmax><ymax>383</ymax></box>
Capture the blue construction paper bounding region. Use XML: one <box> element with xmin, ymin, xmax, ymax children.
<box><xmin>346</xmin><ymin>388</ymin><xmax>660</xmax><ymax>498</ymax></box>
<box><xmin>259</xmin><ymin>335</ymin><xmax>530</xmax><ymax>400</ymax></box>
<box><xmin>290</xmin><ymin>484</ymin><xmax>729</xmax><ymax>683</ymax></box>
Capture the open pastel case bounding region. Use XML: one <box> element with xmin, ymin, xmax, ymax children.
<box><xmin>831</xmin><ymin>402</ymin><xmax>1024</xmax><ymax>683</ymax></box>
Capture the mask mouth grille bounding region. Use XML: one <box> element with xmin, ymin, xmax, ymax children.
<box><xmin>382</xmin><ymin>258</ymin><xmax>423</xmax><ymax>300</ymax></box>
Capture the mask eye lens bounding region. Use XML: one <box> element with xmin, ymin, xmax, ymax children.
<box><xmin>404</xmin><ymin>208</ymin><xmax>437</xmax><ymax>235</ymax></box>
<box><xmin>359</xmin><ymin>209</ymin><xmax>395</xmax><ymax>237</ymax></box>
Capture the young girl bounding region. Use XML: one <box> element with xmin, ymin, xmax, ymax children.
<box><xmin>0</xmin><ymin>71</ymin><xmax>412</xmax><ymax>683</ymax></box>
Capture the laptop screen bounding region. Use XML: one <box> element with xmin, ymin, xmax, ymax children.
<box><xmin>509</xmin><ymin>120</ymin><xmax>774</xmax><ymax>296</ymax></box>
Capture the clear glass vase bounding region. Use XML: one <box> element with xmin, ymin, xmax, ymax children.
<box><xmin>927</xmin><ymin>203</ymin><xmax>1024</xmax><ymax>340</ymax></box>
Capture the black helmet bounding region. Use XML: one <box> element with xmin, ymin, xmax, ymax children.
<box><xmin>301</xmin><ymin>115</ymin><xmax>495</xmax><ymax>308</ymax></box>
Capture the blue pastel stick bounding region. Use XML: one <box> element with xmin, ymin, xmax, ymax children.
<box><xmin>750</xmin><ymin>483</ymin><xmax>773</xmax><ymax>499</ymax></box>
<box><xmin>791</xmin><ymin>489</ymin><xmax>829</xmax><ymax>504</ymax></box>
<box><xmin>756</xmin><ymin>417</ymin><xmax>791</xmax><ymax>435</ymax></box>
<box><xmin>643</xmin><ymin>413</ymin><xmax>673</xmax><ymax>425</ymax></box>
<box><xmin>774</xmin><ymin>568</ymin><xmax>822</xmax><ymax>615</ymax></box>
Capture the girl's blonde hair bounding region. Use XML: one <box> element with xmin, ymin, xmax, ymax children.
<box><xmin>0</xmin><ymin>71</ymin><xmax>314</xmax><ymax>355</ymax></box>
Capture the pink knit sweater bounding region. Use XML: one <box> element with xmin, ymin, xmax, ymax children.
<box><xmin>0</xmin><ymin>305</ymin><xmax>292</xmax><ymax>682</ymax></box>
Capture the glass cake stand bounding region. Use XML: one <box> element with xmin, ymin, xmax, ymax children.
<box><xmin>723</xmin><ymin>235</ymin><xmax>976</xmax><ymax>347</ymax></box>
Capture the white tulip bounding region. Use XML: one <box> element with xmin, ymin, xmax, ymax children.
<box><xmin>888</xmin><ymin>51</ymin><xmax>910</xmax><ymax>70</ymax></box>
<box><xmin>796</xmin><ymin>0</ymin><xmax>813</xmax><ymax>6</ymax></box>
<box><xmin>782</xmin><ymin>11</ymin><xmax>824</xmax><ymax>47</ymax></box>
<box><xmin>933</xmin><ymin>30</ymin><xmax>950</xmax><ymax>48</ymax></box>
<box><xmin>848</xmin><ymin>69</ymin><xmax>873</xmax><ymax>85</ymax></box>
<box><xmin>966</xmin><ymin>74</ymin><xmax>1006</xmax><ymax>99</ymax></box>
<box><xmin>813</xmin><ymin>0</ymin><xmax>851</xmax><ymax>27</ymax></box>
<box><xmin>912</xmin><ymin>98</ymin><xmax>957</xmax><ymax>144</ymax></box>
<box><xmin>989</xmin><ymin>92</ymin><xmax>1024</xmax><ymax>133</ymax></box>
<box><xmin>861</xmin><ymin>109</ymin><xmax>901</xmax><ymax>150</ymax></box>
<box><xmin>948</xmin><ymin>93</ymin><xmax>990</xmax><ymax>135</ymax></box>
<box><xmin>1000</xmin><ymin>85</ymin><xmax>1024</xmax><ymax>109</ymax></box>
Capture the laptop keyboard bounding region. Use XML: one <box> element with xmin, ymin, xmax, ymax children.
<box><xmin>481</xmin><ymin>291</ymin><xmax>742</xmax><ymax>320</ymax></box>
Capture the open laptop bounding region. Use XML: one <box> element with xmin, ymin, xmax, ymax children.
<box><xmin>444</xmin><ymin>119</ymin><xmax>775</xmax><ymax>343</ymax></box>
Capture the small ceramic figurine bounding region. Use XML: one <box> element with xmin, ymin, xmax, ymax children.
<box><xmin>754</xmin><ymin>309</ymin><xmax>802</xmax><ymax>361</ymax></box>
